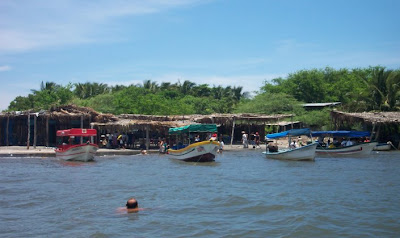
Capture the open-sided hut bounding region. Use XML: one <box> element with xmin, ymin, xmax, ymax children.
<box><xmin>1</xmin><ymin>104</ymin><xmax>292</xmax><ymax>149</ymax></box>
<box><xmin>90</xmin><ymin>113</ymin><xmax>293</xmax><ymax>147</ymax></box>
<box><xmin>0</xmin><ymin>105</ymin><xmax>117</xmax><ymax>147</ymax></box>
<box><xmin>331</xmin><ymin>110</ymin><xmax>400</xmax><ymax>147</ymax></box>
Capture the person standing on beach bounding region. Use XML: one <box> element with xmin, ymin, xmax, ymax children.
<box><xmin>242</xmin><ymin>131</ymin><xmax>248</xmax><ymax>148</ymax></box>
<box><xmin>255</xmin><ymin>132</ymin><xmax>260</xmax><ymax>148</ymax></box>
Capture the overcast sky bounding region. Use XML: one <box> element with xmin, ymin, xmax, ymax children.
<box><xmin>1</xmin><ymin>0</ymin><xmax>399</xmax><ymax>110</ymax></box>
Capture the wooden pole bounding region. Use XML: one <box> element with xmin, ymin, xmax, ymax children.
<box><xmin>33</xmin><ymin>114</ymin><xmax>37</xmax><ymax>149</ymax></box>
<box><xmin>146</xmin><ymin>125</ymin><xmax>150</xmax><ymax>150</ymax></box>
<box><xmin>370</xmin><ymin>123</ymin><xmax>376</xmax><ymax>141</ymax></box>
<box><xmin>27</xmin><ymin>114</ymin><xmax>30</xmax><ymax>150</ymax></box>
<box><xmin>291</xmin><ymin>116</ymin><xmax>294</xmax><ymax>129</ymax></box>
<box><xmin>248</xmin><ymin>121</ymin><xmax>251</xmax><ymax>139</ymax></box>
<box><xmin>89</xmin><ymin>116</ymin><xmax>94</xmax><ymax>144</ymax></box>
<box><xmin>375</xmin><ymin>123</ymin><xmax>381</xmax><ymax>142</ymax></box>
<box><xmin>46</xmin><ymin>116</ymin><xmax>49</xmax><ymax>147</ymax></box>
<box><xmin>80</xmin><ymin>114</ymin><xmax>84</xmax><ymax>144</ymax></box>
<box><xmin>230</xmin><ymin>117</ymin><xmax>236</xmax><ymax>146</ymax></box>
<box><xmin>90</xmin><ymin>123</ymin><xmax>95</xmax><ymax>144</ymax></box>
<box><xmin>6</xmin><ymin>115</ymin><xmax>9</xmax><ymax>146</ymax></box>
<box><xmin>263</xmin><ymin>122</ymin><xmax>266</xmax><ymax>143</ymax></box>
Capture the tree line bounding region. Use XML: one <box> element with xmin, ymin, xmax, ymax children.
<box><xmin>7</xmin><ymin>80</ymin><xmax>247</xmax><ymax>115</ymax></box>
<box><xmin>7</xmin><ymin>66</ymin><xmax>400</xmax><ymax>128</ymax></box>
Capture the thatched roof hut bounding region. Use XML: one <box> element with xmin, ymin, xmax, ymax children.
<box><xmin>0</xmin><ymin>105</ymin><xmax>117</xmax><ymax>147</ymax></box>
<box><xmin>91</xmin><ymin>112</ymin><xmax>293</xmax><ymax>131</ymax></box>
<box><xmin>331</xmin><ymin>110</ymin><xmax>400</xmax><ymax>146</ymax></box>
<box><xmin>1</xmin><ymin>104</ymin><xmax>293</xmax><ymax>147</ymax></box>
<box><xmin>331</xmin><ymin>111</ymin><xmax>400</xmax><ymax>125</ymax></box>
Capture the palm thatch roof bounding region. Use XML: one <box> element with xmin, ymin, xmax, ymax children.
<box><xmin>0</xmin><ymin>105</ymin><xmax>118</xmax><ymax>123</ymax></box>
<box><xmin>91</xmin><ymin>113</ymin><xmax>293</xmax><ymax>131</ymax></box>
<box><xmin>1</xmin><ymin>104</ymin><xmax>293</xmax><ymax>130</ymax></box>
<box><xmin>116</xmin><ymin>113</ymin><xmax>293</xmax><ymax>125</ymax></box>
<box><xmin>331</xmin><ymin>110</ymin><xmax>400</xmax><ymax>125</ymax></box>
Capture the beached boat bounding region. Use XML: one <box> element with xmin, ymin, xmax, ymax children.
<box><xmin>311</xmin><ymin>131</ymin><xmax>378</xmax><ymax>156</ymax></box>
<box><xmin>168</xmin><ymin>124</ymin><xmax>220</xmax><ymax>162</ymax></box>
<box><xmin>263</xmin><ymin>128</ymin><xmax>317</xmax><ymax>161</ymax></box>
<box><xmin>373</xmin><ymin>142</ymin><xmax>392</xmax><ymax>151</ymax></box>
<box><xmin>55</xmin><ymin>128</ymin><xmax>98</xmax><ymax>162</ymax></box>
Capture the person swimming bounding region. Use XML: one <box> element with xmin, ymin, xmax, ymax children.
<box><xmin>126</xmin><ymin>198</ymin><xmax>138</xmax><ymax>210</ymax></box>
<box><xmin>117</xmin><ymin>197</ymin><xmax>143</xmax><ymax>213</ymax></box>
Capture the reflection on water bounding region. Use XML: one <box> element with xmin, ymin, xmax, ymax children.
<box><xmin>1</xmin><ymin>151</ymin><xmax>400</xmax><ymax>237</ymax></box>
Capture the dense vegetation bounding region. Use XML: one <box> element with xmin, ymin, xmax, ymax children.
<box><xmin>8</xmin><ymin>80</ymin><xmax>246</xmax><ymax>115</ymax></box>
<box><xmin>7</xmin><ymin>66</ymin><xmax>400</xmax><ymax>128</ymax></box>
<box><xmin>260</xmin><ymin>66</ymin><xmax>400</xmax><ymax>112</ymax></box>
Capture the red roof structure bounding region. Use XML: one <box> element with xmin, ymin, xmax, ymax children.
<box><xmin>56</xmin><ymin>128</ymin><xmax>97</xmax><ymax>137</ymax></box>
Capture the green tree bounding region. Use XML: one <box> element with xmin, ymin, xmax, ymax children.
<box><xmin>74</xmin><ymin>82</ymin><xmax>109</xmax><ymax>99</ymax></box>
<box><xmin>235</xmin><ymin>92</ymin><xmax>305</xmax><ymax>115</ymax></box>
<box><xmin>386</xmin><ymin>70</ymin><xmax>400</xmax><ymax>110</ymax></box>
<box><xmin>8</xmin><ymin>82</ymin><xmax>73</xmax><ymax>111</ymax></box>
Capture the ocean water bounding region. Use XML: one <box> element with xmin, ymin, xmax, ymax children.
<box><xmin>1</xmin><ymin>150</ymin><xmax>400</xmax><ymax>237</ymax></box>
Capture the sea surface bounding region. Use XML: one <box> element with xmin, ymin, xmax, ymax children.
<box><xmin>1</xmin><ymin>150</ymin><xmax>400</xmax><ymax>238</ymax></box>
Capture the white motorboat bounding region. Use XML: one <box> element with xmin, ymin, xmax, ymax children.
<box><xmin>311</xmin><ymin>131</ymin><xmax>377</xmax><ymax>156</ymax></box>
<box><xmin>263</xmin><ymin>128</ymin><xmax>317</xmax><ymax>161</ymax></box>
<box><xmin>373</xmin><ymin>142</ymin><xmax>392</xmax><ymax>151</ymax></box>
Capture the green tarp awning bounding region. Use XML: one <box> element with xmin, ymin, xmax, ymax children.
<box><xmin>168</xmin><ymin>124</ymin><xmax>217</xmax><ymax>135</ymax></box>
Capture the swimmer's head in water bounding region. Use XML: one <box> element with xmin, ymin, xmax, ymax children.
<box><xmin>126</xmin><ymin>198</ymin><xmax>138</xmax><ymax>209</ymax></box>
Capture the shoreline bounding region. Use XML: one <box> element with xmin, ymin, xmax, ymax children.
<box><xmin>0</xmin><ymin>144</ymin><xmax>268</xmax><ymax>158</ymax></box>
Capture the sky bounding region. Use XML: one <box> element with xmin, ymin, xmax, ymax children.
<box><xmin>1</xmin><ymin>0</ymin><xmax>400</xmax><ymax>111</ymax></box>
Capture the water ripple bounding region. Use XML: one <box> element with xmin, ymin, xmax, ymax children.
<box><xmin>1</xmin><ymin>151</ymin><xmax>400</xmax><ymax>237</ymax></box>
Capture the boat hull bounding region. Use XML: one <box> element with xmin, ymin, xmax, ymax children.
<box><xmin>55</xmin><ymin>144</ymin><xmax>98</xmax><ymax>162</ymax></box>
<box><xmin>316</xmin><ymin>142</ymin><xmax>378</xmax><ymax>156</ymax></box>
<box><xmin>373</xmin><ymin>143</ymin><xmax>391</xmax><ymax>151</ymax></box>
<box><xmin>263</xmin><ymin>142</ymin><xmax>318</xmax><ymax>161</ymax></box>
<box><xmin>168</xmin><ymin>141</ymin><xmax>220</xmax><ymax>162</ymax></box>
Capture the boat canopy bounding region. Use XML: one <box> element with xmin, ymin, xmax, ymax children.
<box><xmin>56</xmin><ymin>128</ymin><xmax>97</xmax><ymax>137</ymax></box>
<box><xmin>311</xmin><ymin>131</ymin><xmax>371</xmax><ymax>138</ymax></box>
<box><xmin>266</xmin><ymin>128</ymin><xmax>311</xmax><ymax>139</ymax></box>
<box><xmin>168</xmin><ymin>124</ymin><xmax>217</xmax><ymax>135</ymax></box>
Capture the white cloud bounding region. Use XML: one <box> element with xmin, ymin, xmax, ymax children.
<box><xmin>0</xmin><ymin>65</ymin><xmax>12</xmax><ymax>72</ymax></box>
<box><xmin>0</xmin><ymin>0</ymin><xmax>203</xmax><ymax>53</ymax></box>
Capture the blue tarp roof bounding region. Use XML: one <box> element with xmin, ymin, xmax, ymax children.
<box><xmin>311</xmin><ymin>131</ymin><xmax>371</xmax><ymax>138</ymax></box>
<box><xmin>168</xmin><ymin>124</ymin><xmax>218</xmax><ymax>135</ymax></box>
<box><xmin>266</xmin><ymin>128</ymin><xmax>311</xmax><ymax>139</ymax></box>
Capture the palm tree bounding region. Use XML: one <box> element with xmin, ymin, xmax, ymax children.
<box><xmin>180</xmin><ymin>80</ymin><xmax>196</xmax><ymax>95</ymax></box>
<box><xmin>74</xmin><ymin>82</ymin><xmax>109</xmax><ymax>99</ymax></box>
<box><xmin>369</xmin><ymin>67</ymin><xmax>390</xmax><ymax>110</ymax></box>
<box><xmin>160</xmin><ymin>82</ymin><xmax>172</xmax><ymax>91</ymax></box>
<box><xmin>192</xmin><ymin>84</ymin><xmax>211</xmax><ymax>97</ymax></box>
<box><xmin>31</xmin><ymin>81</ymin><xmax>58</xmax><ymax>94</ymax></box>
<box><xmin>111</xmin><ymin>84</ymin><xmax>127</xmax><ymax>93</ymax></box>
<box><xmin>142</xmin><ymin>80</ymin><xmax>159</xmax><ymax>92</ymax></box>
<box><xmin>211</xmin><ymin>86</ymin><xmax>224</xmax><ymax>100</ymax></box>
<box><xmin>385</xmin><ymin>70</ymin><xmax>400</xmax><ymax>110</ymax></box>
<box><xmin>232</xmin><ymin>86</ymin><xmax>244</xmax><ymax>101</ymax></box>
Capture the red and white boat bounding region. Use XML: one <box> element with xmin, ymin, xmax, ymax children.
<box><xmin>55</xmin><ymin>129</ymin><xmax>98</xmax><ymax>162</ymax></box>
